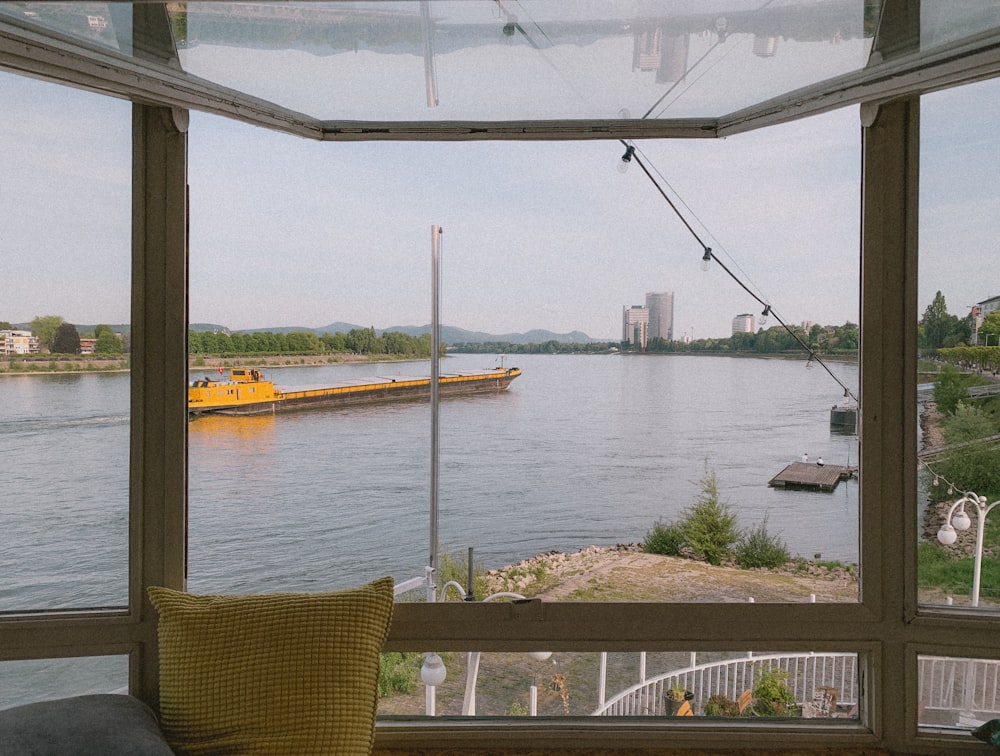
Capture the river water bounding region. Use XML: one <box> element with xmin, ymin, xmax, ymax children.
<box><xmin>2</xmin><ymin>353</ymin><xmax>858</xmax><ymax>614</ymax></box>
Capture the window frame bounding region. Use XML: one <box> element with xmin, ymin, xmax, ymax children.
<box><xmin>3</xmin><ymin>9</ymin><xmax>1000</xmax><ymax>753</ymax></box>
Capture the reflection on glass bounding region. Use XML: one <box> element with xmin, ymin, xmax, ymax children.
<box><xmin>170</xmin><ymin>1</ymin><xmax>873</xmax><ymax>120</ymax></box>
<box><xmin>917</xmin><ymin>77</ymin><xmax>1000</xmax><ymax>609</ymax></box>
<box><xmin>377</xmin><ymin>649</ymin><xmax>860</xmax><ymax>719</ymax></box>
<box><xmin>919</xmin><ymin>655</ymin><xmax>1000</xmax><ymax>732</ymax></box>
<box><xmin>0</xmin><ymin>72</ymin><xmax>131</xmax><ymax>612</ymax></box>
<box><xmin>0</xmin><ymin>2</ymin><xmax>125</xmax><ymax>53</ymax></box>
<box><xmin>0</xmin><ymin>656</ymin><xmax>128</xmax><ymax>711</ymax></box>
<box><xmin>922</xmin><ymin>3</ymin><xmax>1000</xmax><ymax>51</ymax></box>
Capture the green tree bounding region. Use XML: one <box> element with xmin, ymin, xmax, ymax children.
<box><xmin>95</xmin><ymin>329</ymin><xmax>123</xmax><ymax>354</ymax></box>
<box><xmin>981</xmin><ymin>310</ymin><xmax>1000</xmax><ymax>344</ymax></box>
<box><xmin>680</xmin><ymin>469</ymin><xmax>740</xmax><ymax>565</ymax></box>
<box><xmin>0</xmin><ymin>321</ymin><xmax>12</xmax><ymax>330</ymax></box>
<box><xmin>94</xmin><ymin>324</ymin><xmax>113</xmax><ymax>339</ymax></box>
<box><xmin>30</xmin><ymin>314</ymin><xmax>63</xmax><ymax>350</ymax></box>
<box><xmin>934</xmin><ymin>364</ymin><xmax>969</xmax><ymax>415</ymax></box>
<box><xmin>51</xmin><ymin>322</ymin><xmax>81</xmax><ymax>354</ymax></box>
<box><xmin>346</xmin><ymin>327</ymin><xmax>376</xmax><ymax>354</ymax></box>
<box><xmin>919</xmin><ymin>291</ymin><xmax>968</xmax><ymax>348</ymax></box>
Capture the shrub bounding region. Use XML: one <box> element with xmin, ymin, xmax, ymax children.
<box><xmin>703</xmin><ymin>694</ymin><xmax>740</xmax><ymax>717</ymax></box>
<box><xmin>679</xmin><ymin>469</ymin><xmax>740</xmax><ymax>565</ymax></box>
<box><xmin>750</xmin><ymin>667</ymin><xmax>799</xmax><ymax>717</ymax></box>
<box><xmin>734</xmin><ymin>515</ymin><xmax>790</xmax><ymax>569</ymax></box>
<box><xmin>932</xmin><ymin>444</ymin><xmax>1000</xmax><ymax>501</ymax></box>
<box><xmin>643</xmin><ymin>519</ymin><xmax>686</xmax><ymax>556</ymax></box>
<box><xmin>934</xmin><ymin>365</ymin><xmax>969</xmax><ymax>415</ymax></box>
<box><xmin>941</xmin><ymin>401</ymin><xmax>996</xmax><ymax>443</ymax></box>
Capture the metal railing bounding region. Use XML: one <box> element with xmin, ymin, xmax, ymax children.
<box><xmin>595</xmin><ymin>653</ymin><xmax>858</xmax><ymax>716</ymax></box>
<box><xmin>919</xmin><ymin>656</ymin><xmax>1000</xmax><ymax>717</ymax></box>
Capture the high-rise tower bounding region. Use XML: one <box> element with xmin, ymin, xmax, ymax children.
<box><xmin>645</xmin><ymin>292</ymin><xmax>675</xmax><ymax>342</ymax></box>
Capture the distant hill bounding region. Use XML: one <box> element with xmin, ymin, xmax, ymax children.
<box><xmin>16</xmin><ymin>321</ymin><xmax>604</xmax><ymax>344</ymax></box>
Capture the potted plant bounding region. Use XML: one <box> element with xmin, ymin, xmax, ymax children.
<box><xmin>665</xmin><ymin>682</ymin><xmax>695</xmax><ymax>716</ymax></box>
<box><xmin>749</xmin><ymin>667</ymin><xmax>800</xmax><ymax>717</ymax></box>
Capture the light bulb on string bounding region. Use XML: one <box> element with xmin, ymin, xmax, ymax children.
<box><xmin>805</xmin><ymin>355</ymin><xmax>816</xmax><ymax>370</ymax></box>
<box><xmin>759</xmin><ymin>305</ymin><xmax>771</xmax><ymax>328</ymax></box>
<box><xmin>618</xmin><ymin>144</ymin><xmax>635</xmax><ymax>174</ymax></box>
<box><xmin>701</xmin><ymin>248</ymin><xmax>712</xmax><ymax>272</ymax></box>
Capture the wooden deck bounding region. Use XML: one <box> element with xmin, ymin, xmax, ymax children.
<box><xmin>768</xmin><ymin>461</ymin><xmax>857</xmax><ymax>491</ymax></box>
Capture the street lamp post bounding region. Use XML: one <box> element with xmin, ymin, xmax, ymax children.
<box><xmin>937</xmin><ymin>493</ymin><xmax>1000</xmax><ymax>607</ymax></box>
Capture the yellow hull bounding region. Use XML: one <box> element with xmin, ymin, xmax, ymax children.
<box><xmin>189</xmin><ymin>367</ymin><xmax>520</xmax><ymax>416</ymax></box>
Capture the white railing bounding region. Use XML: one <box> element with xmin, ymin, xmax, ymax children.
<box><xmin>919</xmin><ymin>656</ymin><xmax>1000</xmax><ymax>717</ymax></box>
<box><xmin>595</xmin><ymin>653</ymin><xmax>858</xmax><ymax>716</ymax></box>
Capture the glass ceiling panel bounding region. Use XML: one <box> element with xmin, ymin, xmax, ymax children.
<box><xmin>170</xmin><ymin>0</ymin><xmax>875</xmax><ymax>121</ymax></box>
<box><xmin>6</xmin><ymin>1</ymin><xmax>999</xmax><ymax>124</ymax></box>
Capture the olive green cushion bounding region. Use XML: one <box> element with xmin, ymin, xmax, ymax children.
<box><xmin>148</xmin><ymin>578</ymin><xmax>393</xmax><ymax>756</ymax></box>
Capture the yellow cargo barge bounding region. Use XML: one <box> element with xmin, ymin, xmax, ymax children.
<box><xmin>189</xmin><ymin>366</ymin><xmax>521</xmax><ymax>416</ymax></box>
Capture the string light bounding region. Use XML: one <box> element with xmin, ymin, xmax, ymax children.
<box><xmin>618</xmin><ymin>144</ymin><xmax>635</xmax><ymax>174</ymax></box>
<box><xmin>617</xmin><ymin>140</ymin><xmax>858</xmax><ymax>404</ymax></box>
<box><xmin>759</xmin><ymin>304</ymin><xmax>771</xmax><ymax>328</ymax></box>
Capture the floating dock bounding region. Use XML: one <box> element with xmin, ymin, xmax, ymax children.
<box><xmin>768</xmin><ymin>462</ymin><xmax>857</xmax><ymax>492</ymax></box>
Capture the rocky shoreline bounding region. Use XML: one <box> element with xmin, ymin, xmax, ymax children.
<box><xmin>484</xmin><ymin>544</ymin><xmax>858</xmax><ymax>603</ymax></box>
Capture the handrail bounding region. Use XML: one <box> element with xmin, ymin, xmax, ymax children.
<box><xmin>594</xmin><ymin>653</ymin><xmax>858</xmax><ymax>717</ymax></box>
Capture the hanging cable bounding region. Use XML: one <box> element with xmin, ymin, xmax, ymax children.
<box><xmin>620</xmin><ymin>141</ymin><xmax>859</xmax><ymax>403</ymax></box>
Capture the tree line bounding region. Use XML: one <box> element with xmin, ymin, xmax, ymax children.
<box><xmin>188</xmin><ymin>327</ymin><xmax>433</xmax><ymax>358</ymax></box>
<box><xmin>1</xmin><ymin>316</ymin><xmax>125</xmax><ymax>355</ymax></box>
<box><xmin>450</xmin><ymin>322</ymin><xmax>859</xmax><ymax>356</ymax></box>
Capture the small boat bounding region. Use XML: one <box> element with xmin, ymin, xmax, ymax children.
<box><xmin>188</xmin><ymin>365</ymin><xmax>521</xmax><ymax>416</ymax></box>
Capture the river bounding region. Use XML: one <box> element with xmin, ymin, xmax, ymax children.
<box><xmin>2</xmin><ymin>352</ymin><xmax>858</xmax><ymax>614</ymax></box>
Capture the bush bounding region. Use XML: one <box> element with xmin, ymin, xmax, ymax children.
<box><xmin>703</xmin><ymin>693</ymin><xmax>740</xmax><ymax>717</ymax></box>
<box><xmin>750</xmin><ymin>667</ymin><xmax>799</xmax><ymax>717</ymax></box>
<box><xmin>679</xmin><ymin>469</ymin><xmax>740</xmax><ymax>565</ymax></box>
<box><xmin>941</xmin><ymin>402</ymin><xmax>996</xmax><ymax>443</ymax></box>
<box><xmin>932</xmin><ymin>444</ymin><xmax>1000</xmax><ymax>501</ymax></box>
<box><xmin>935</xmin><ymin>364</ymin><xmax>970</xmax><ymax>415</ymax></box>
<box><xmin>734</xmin><ymin>515</ymin><xmax>790</xmax><ymax>569</ymax></box>
<box><xmin>643</xmin><ymin>519</ymin><xmax>686</xmax><ymax>556</ymax></box>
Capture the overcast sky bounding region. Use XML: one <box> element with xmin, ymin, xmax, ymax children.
<box><xmin>2</xmin><ymin>71</ymin><xmax>997</xmax><ymax>340</ymax></box>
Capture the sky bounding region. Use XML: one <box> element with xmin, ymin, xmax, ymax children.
<box><xmin>2</xmin><ymin>68</ymin><xmax>998</xmax><ymax>341</ymax></box>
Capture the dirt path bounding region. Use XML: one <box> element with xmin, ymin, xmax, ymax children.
<box><xmin>484</xmin><ymin>545</ymin><xmax>858</xmax><ymax>603</ymax></box>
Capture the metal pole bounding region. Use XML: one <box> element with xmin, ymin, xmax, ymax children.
<box><xmin>430</xmin><ymin>225</ymin><xmax>442</xmax><ymax>582</ymax></box>
<box><xmin>466</xmin><ymin>546</ymin><xmax>476</xmax><ymax>601</ymax></box>
<box><xmin>973</xmin><ymin>505</ymin><xmax>985</xmax><ymax>608</ymax></box>
<box><xmin>463</xmin><ymin>651</ymin><xmax>481</xmax><ymax>715</ymax></box>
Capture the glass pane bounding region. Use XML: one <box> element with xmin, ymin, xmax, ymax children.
<box><xmin>918</xmin><ymin>654</ymin><xmax>1000</xmax><ymax>733</ymax></box>
<box><xmin>169</xmin><ymin>1</ymin><xmax>872</xmax><ymax>121</ymax></box>
<box><xmin>922</xmin><ymin>2</ymin><xmax>1000</xmax><ymax>51</ymax></box>
<box><xmin>377</xmin><ymin>649</ymin><xmax>860</xmax><ymax>719</ymax></box>
<box><xmin>0</xmin><ymin>656</ymin><xmax>128</xmax><ymax>711</ymax></box>
<box><xmin>0</xmin><ymin>71</ymin><xmax>131</xmax><ymax>611</ymax></box>
<box><xmin>186</xmin><ymin>106</ymin><xmax>859</xmax><ymax>602</ymax></box>
<box><xmin>917</xmin><ymin>77</ymin><xmax>1000</xmax><ymax>609</ymax></box>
